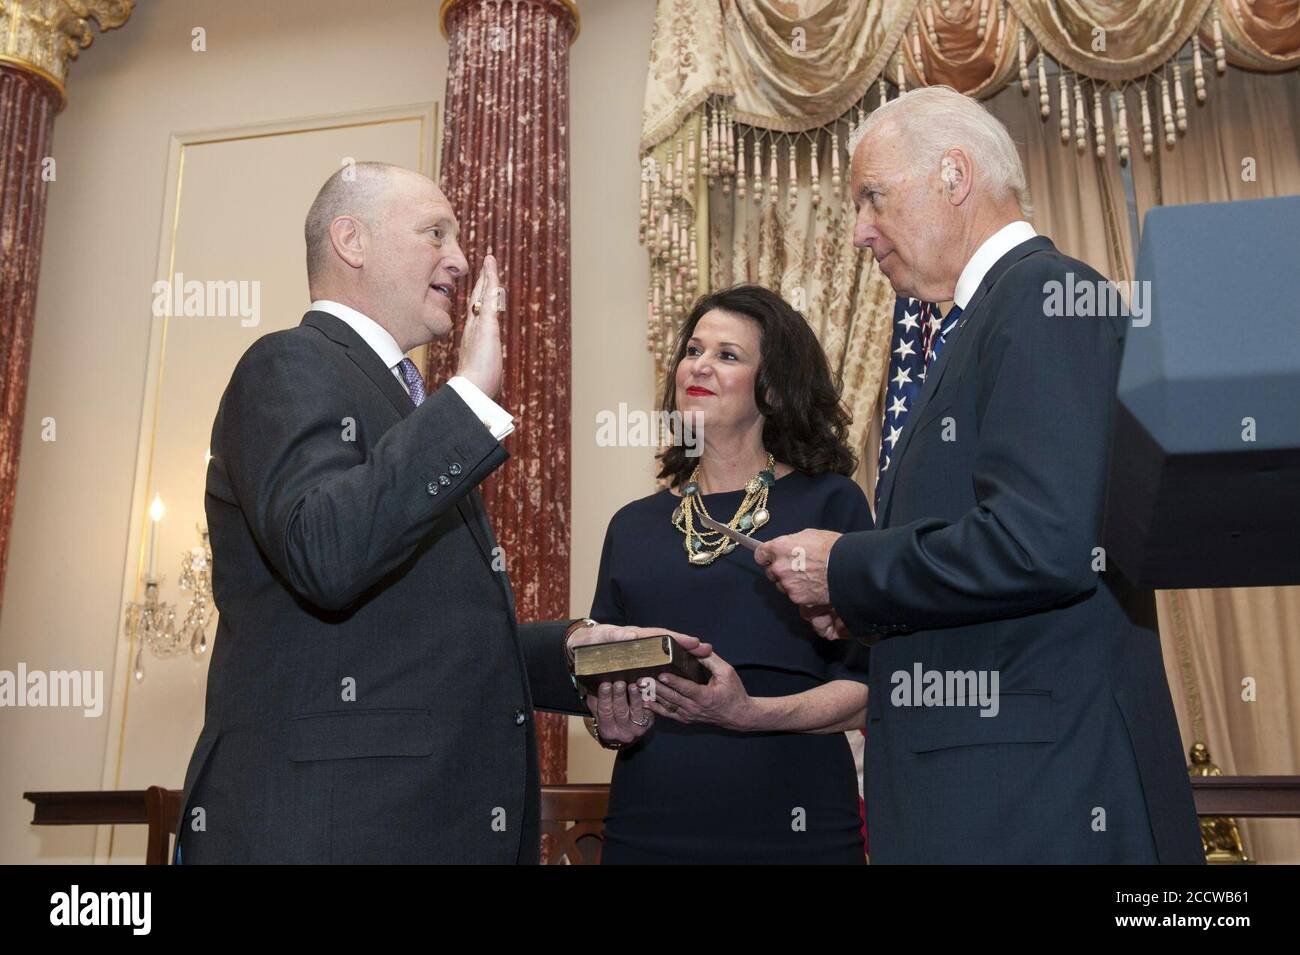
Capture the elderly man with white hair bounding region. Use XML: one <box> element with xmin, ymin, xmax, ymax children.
<box><xmin>756</xmin><ymin>87</ymin><xmax>1203</xmax><ymax>863</ymax></box>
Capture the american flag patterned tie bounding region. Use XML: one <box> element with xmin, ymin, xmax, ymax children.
<box><xmin>875</xmin><ymin>300</ymin><xmax>965</xmax><ymax>509</ymax></box>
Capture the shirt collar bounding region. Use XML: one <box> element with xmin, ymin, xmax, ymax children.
<box><xmin>309</xmin><ymin>299</ymin><xmax>407</xmax><ymax>372</ymax></box>
<box><xmin>953</xmin><ymin>220</ymin><xmax>1037</xmax><ymax>309</ymax></box>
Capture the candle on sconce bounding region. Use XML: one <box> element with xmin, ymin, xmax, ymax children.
<box><xmin>147</xmin><ymin>493</ymin><xmax>166</xmax><ymax>580</ymax></box>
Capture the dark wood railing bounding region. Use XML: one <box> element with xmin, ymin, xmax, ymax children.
<box><xmin>24</xmin><ymin>777</ymin><xmax>1300</xmax><ymax>864</ymax></box>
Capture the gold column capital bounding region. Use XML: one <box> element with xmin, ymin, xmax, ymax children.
<box><xmin>0</xmin><ymin>0</ymin><xmax>135</xmax><ymax>107</ymax></box>
<box><xmin>439</xmin><ymin>0</ymin><xmax>579</xmax><ymax>44</ymax></box>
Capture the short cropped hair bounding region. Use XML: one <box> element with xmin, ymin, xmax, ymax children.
<box><xmin>304</xmin><ymin>161</ymin><xmax>404</xmax><ymax>284</ymax></box>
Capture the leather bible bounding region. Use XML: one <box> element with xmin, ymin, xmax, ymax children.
<box><xmin>572</xmin><ymin>633</ymin><xmax>707</xmax><ymax>696</ymax></box>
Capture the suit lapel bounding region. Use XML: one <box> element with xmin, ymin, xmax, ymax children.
<box><xmin>876</xmin><ymin>237</ymin><xmax>1055</xmax><ymax>523</ymax></box>
<box><xmin>302</xmin><ymin>311</ymin><xmax>415</xmax><ymax>419</ymax></box>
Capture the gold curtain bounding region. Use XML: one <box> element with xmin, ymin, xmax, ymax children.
<box><xmin>643</xmin><ymin>1</ymin><xmax>1300</xmax><ymax>152</ymax></box>
<box><xmin>641</xmin><ymin>0</ymin><xmax>915</xmax><ymax>149</ymax></box>
<box><xmin>641</xmin><ymin>0</ymin><xmax>1300</xmax><ymax>862</ymax></box>
<box><xmin>641</xmin><ymin>1</ymin><xmax>1300</xmax><ymax>384</ymax></box>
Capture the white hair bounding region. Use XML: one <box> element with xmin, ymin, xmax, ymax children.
<box><xmin>847</xmin><ymin>86</ymin><xmax>1033</xmax><ymax>219</ymax></box>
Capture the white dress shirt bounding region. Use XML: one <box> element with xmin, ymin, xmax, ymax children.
<box><xmin>309</xmin><ymin>299</ymin><xmax>514</xmax><ymax>440</ymax></box>
<box><xmin>952</xmin><ymin>220</ymin><xmax>1038</xmax><ymax>309</ymax></box>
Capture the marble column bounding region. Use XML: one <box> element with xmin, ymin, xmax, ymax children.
<box><xmin>432</xmin><ymin>0</ymin><xmax>578</xmax><ymax>797</ymax></box>
<box><xmin>0</xmin><ymin>0</ymin><xmax>134</xmax><ymax>598</ymax></box>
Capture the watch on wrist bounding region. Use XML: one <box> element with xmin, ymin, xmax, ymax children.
<box><xmin>565</xmin><ymin>618</ymin><xmax>597</xmax><ymax>703</ymax></box>
<box><xmin>585</xmin><ymin>716</ymin><xmax>624</xmax><ymax>751</ymax></box>
<box><xmin>564</xmin><ymin>617</ymin><xmax>597</xmax><ymax>666</ymax></box>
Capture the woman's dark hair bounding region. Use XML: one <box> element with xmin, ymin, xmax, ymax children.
<box><xmin>657</xmin><ymin>284</ymin><xmax>857</xmax><ymax>489</ymax></box>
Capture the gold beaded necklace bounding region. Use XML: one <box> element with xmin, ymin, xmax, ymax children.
<box><xmin>672</xmin><ymin>453</ymin><xmax>776</xmax><ymax>565</ymax></box>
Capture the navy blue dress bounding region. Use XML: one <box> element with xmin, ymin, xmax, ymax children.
<box><xmin>590</xmin><ymin>469</ymin><xmax>873</xmax><ymax>864</ymax></box>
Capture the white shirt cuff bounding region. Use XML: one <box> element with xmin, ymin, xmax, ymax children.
<box><xmin>447</xmin><ymin>376</ymin><xmax>515</xmax><ymax>441</ymax></box>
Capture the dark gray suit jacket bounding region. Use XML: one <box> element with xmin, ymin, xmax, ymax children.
<box><xmin>829</xmin><ymin>237</ymin><xmax>1203</xmax><ymax>863</ymax></box>
<box><xmin>175</xmin><ymin>310</ymin><xmax>584</xmax><ymax>863</ymax></box>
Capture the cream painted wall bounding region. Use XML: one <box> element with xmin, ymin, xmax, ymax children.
<box><xmin>0</xmin><ymin>0</ymin><xmax>658</xmax><ymax>862</ymax></box>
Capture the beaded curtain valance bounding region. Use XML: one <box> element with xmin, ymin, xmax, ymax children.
<box><xmin>639</xmin><ymin>0</ymin><xmax>1300</xmax><ymax>373</ymax></box>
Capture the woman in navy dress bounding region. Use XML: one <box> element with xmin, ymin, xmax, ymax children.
<box><xmin>589</xmin><ymin>285</ymin><xmax>873</xmax><ymax>864</ymax></box>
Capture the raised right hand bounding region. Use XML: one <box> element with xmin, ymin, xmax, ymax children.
<box><xmin>455</xmin><ymin>253</ymin><xmax>503</xmax><ymax>399</ymax></box>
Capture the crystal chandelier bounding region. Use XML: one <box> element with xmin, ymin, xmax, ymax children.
<box><xmin>123</xmin><ymin>493</ymin><xmax>214</xmax><ymax>681</ymax></box>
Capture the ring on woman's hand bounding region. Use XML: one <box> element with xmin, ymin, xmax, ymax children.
<box><xmin>630</xmin><ymin>714</ymin><xmax>651</xmax><ymax>726</ymax></box>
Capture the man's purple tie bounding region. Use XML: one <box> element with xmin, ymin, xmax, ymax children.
<box><xmin>396</xmin><ymin>357</ymin><xmax>426</xmax><ymax>407</ymax></box>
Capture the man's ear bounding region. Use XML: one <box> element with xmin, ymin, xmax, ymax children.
<box><xmin>329</xmin><ymin>215</ymin><xmax>366</xmax><ymax>270</ymax></box>
<box><xmin>940</xmin><ymin>148</ymin><xmax>973</xmax><ymax>206</ymax></box>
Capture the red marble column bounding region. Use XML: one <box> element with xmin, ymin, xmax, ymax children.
<box><xmin>0</xmin><ymin>0</ymin><xmax>134</xmax><ymax>602</ymax></box>
<box><xmin>0</xmin><ymin>64</ymin><xmax>59</xmax><ymax>600</ymax></box>
<box><xmin>432</xmin><ymin>0</ymin><xmax>577</xmax><ymax>796</ymax></box>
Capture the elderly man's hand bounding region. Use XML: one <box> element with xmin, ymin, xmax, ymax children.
<box><xmin>753</xmin><ymin>529</ymin><xmax>841</xmax><ymax>607</ymax></box>
<box><xmin>799</xmin><ymin>604</ymin><xmax>853</xmax><ymax>641</ymax></box>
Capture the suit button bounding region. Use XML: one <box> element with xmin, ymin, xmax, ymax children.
<box><xmin>513</xmin><ymin>709</ymin><xmax>527</xmax><ymax>725</ymax></box>
<box><xmin>426</xmin><ymin>481</ymin><xmax>439</xmax><ymax>496</ymax></box>
<box><xmin>449</xmin><ymin>463</ymin><xmax>462</xmax><ymax>475</ymax></box>
<box><xmin>438</xmin><ymin>474</ymin><xmax>451</xmax><ymax>486</ymax></box>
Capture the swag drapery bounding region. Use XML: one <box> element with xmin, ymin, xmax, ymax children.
<box><xmin>639</xmin><ymin>0</ymin><xmax>1300</xmax><ymax>861</ymax></box>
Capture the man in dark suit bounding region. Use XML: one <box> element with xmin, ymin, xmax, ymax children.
<box><xmin>176</xmin><ymin>162</ymin><xmax>701</xmax><ymax>863</ymax></box>
<box><xmin>757</xmin><ymin>88</ymin><xmax>1202</xmax><ymax>863</ymax></box>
